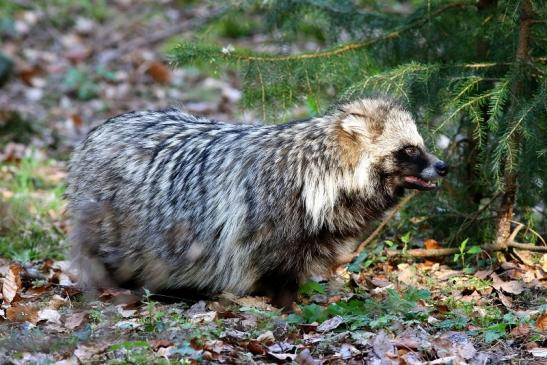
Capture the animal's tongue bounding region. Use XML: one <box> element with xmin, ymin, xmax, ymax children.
<box><xmin>404</xmin><ymin>176</ymin><xmax>435</xmax><ymax>188</ymax></box>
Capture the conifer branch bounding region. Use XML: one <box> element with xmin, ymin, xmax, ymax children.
<box><xmin>180</xmin><ymin>2</ymin><xmax>470</xmax><ymax>63</ymax></box>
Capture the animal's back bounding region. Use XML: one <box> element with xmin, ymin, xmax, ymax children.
<box><xmin>67</xmin><ymin>109</ymin><xmax>315</xmax><ymax>296</ymax></box>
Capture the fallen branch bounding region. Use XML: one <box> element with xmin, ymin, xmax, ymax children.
<box><xmin>386</xmin><ymin>241</ymin><xmax>547</xmax><ymax>257</ymax></box>
<box><xmin>343</xmin><ymin>222</ymin><xmax>547</xmax><ymax>263</ymax></box>
<box><xmin>387</xmin><ymin>224</ymin><xmax>547</xmax><ymax>257</ymax></box>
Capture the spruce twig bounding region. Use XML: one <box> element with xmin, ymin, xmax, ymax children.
<box><xmin>175</xmin><ymin>2</ymin><xmax>471</xmax><ymax>63</ymax></box>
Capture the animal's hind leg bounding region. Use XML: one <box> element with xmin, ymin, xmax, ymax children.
<box><xmin>69</xmin><ymin>199</ymin><xmax>118</xmax><ymax>292</ymax></box>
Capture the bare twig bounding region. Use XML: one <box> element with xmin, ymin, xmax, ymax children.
<box><xmin>507</xmin><ymin>223</ymin><xmax>525</xmax><ymax>242</ymax></box>
<box><xmin>357</xmin><ymin>191</ymin><xmax>418</xmax><ymax>252</ymax></box>
<box><xmin>338</xmin><ymin>191</ymin><xmax>418</xmax><ymax>264</ymax></box>
<box><xmin>511</xmin><ymin>220</ymin><xmax>546</xmax><ymax>246</ymax></box>
<box><xmin>451</xmin><ymin>192</ymin><xmax>501</xmax><ymax>242</ymax></box>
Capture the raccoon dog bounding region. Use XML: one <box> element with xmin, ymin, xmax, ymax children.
<box><xmin>67</xmin><ymin>98</ymin><xmax>448</xmax><ymax>307</ymax></box>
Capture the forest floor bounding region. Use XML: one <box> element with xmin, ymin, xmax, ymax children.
<box><xmin>0</xmin><ymin>1</ymin><xmax>546</xmax><ymax>364</ymax></box>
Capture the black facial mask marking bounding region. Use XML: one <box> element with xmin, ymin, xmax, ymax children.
<box><xmin>394</xmin><ymin>145</ymin><xmax>430</xmax><ymax>175</ymax></box>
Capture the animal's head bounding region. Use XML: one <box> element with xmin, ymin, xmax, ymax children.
<box><xmin>335</xmin><ymin>98</ymin><xmax>448</xmax><ymax>193</ymax></box>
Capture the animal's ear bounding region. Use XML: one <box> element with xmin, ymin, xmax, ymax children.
<box><xmin>338</xmin><ymin>107</ymin><xmax>385</xmax><ymax>138</ymax></box>
<box><xmin>337</xmin><ymin>111</ymin><xmax>368</xmax><ymax>135</ymax></box>
<box><xmin>335</xmin><ymin>120</ymin><xmax>362</xmax><ymax>169</ymax></box>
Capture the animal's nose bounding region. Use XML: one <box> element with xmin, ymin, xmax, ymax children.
<box><xmin>434</xmin><ymin>160</ymin><xmax>448</xmax><ymax>176</ymax></box>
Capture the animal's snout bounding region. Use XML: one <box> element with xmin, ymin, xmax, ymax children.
<box><xmin>434</xmin><ymin>160</ymin><xmax>448</xmax><ymax>177</ymax></box>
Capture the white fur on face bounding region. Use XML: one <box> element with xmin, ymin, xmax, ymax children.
<box><xmin>302</xmin><ymin>100</ymin><xmax>425</xmax><ymax>231</ymax></box>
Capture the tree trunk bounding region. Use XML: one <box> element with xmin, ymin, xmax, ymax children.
<box><xmin>465</xmin><ymin>0</ymin><xmax>497</xmax><ymax>207</ymax></box>
<box><xmin>495</xmin><ymin>0</ymin><xmax>533</xmax><ymax>245</ymax></box>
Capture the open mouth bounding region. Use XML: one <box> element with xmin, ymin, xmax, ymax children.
<box><xmin>403</xmin><ymin>176</ymin><xmax>436</xmax><ymax>191</ymax></box>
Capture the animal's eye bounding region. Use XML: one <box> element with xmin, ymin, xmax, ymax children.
<box><xmin>405</xmin><ymin>146</ymin><xmax>418</xmax><ymax>157</ymax></box>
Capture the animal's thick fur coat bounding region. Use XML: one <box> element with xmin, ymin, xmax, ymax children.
<box><xmin>67</xmin><ymin>98</ymin><xmax>447</xmax><ymax>307</ymax></box>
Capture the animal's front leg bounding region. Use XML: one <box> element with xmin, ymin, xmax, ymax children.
<box><xmin>255</xmin><ymin>271</ymin><xmax>300</xmax><ymax>311</ymax></box>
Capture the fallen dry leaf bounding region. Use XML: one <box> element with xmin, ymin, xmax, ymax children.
<box><xmin>257</xmin><ymin>330</ymin><xmax>275</xmax><ymax>345</ymax></box>
<box><xmin>116</xmin><ymin>318</ymin><xmax>143</xmax><ymax>330</ymax></box>
<box><xmin>396</xmin><ymin>264</ymin><xmax>418</xmax><ymax>286</ymax></box>
<box><xmin>247</xmin><ymin>340</ymin><xmax>266</xmax><ymax>355</ymax></box>
<box><xmin>2</xmin><ymin>263</ymin><xmax>24</xmax><ymax>304</ymax></box>
<box><xmin>156</xmin><ymin>346</ymin><xmax>175</xmax><ymax>359</ymax></box>
<box><xmin>116</xmin><ymin>304</ymin><xmax>137</xmax><ymax>318</ymax></box>
<box><xmin>491</xmin><ymin>272</ymin><xmax>525</xmax><ymax>295</ymax></box>
<box><xmin>50</xmin><ymin>270</ymin><xmax>74</xmax><ymax>286</ymax></box>
<box><xmin>47</xmin><ymin>294</ymin><xmax>68</xmax><ymax>309</ymax></box>
<box><xmin>38</xmin><ymin>308</ymin><xmax>62</xmax><ymax>324</ymax></box>
<box><xmin>146</xmin><ymin>62</ymin><xmax>171</xmax><ymax>84</ymax></box>
<box><xmin>204</xmin><ymin>340</ymin><xmax>225</xmax><ymax>354</ymax></box>
<box><xmin>425</xmin><ymin>239</ymin><xmax>442</xmax><ymax>249</ymax></box>
<box><xmin>222</xmin><ymin>329</ymin><xmax>247</xmax><ymax>340</ymax></box>
<box><xmin>510</xmin><ymin>324</ymin><xmax>530</xmax><ymax>337</ymax></box>
<box><xmin>433</xmin><ymin>332</ymin><xmax>476</xmax><ymax>361</ymax></box>
<box><xmin>497</xmin><ymin>290</ymin><xmax>513</xmax><ymax>308</ymax></box>
<box><xmin>536</xmin><ymin>313</ymin><xmax>547</xmax><ymax>330</ymax></box>
<box><xmin>528</xmin><ymin>348</ymin><xmax>547</xmax><ymax>358</ymax></box>
<box><xmin>499</xmin><ymin>280</ymin><xmax>525</xmax><ymax>295</ymax></box>
<box><xmin>6</xmin><ymin>304</ymin><xmax>38</xmax><ymax>324</ymax></box>
<box><xmin>64</xmin><ymin>311</ymin><xmax>88</xmax><ymax>330</ymax></box>
<box><xmin>401</xmin><ymin>351</ymin><xmax>424</xmax><ymax>365</ymax></box>
<box><xmin>98</xmin><ymin>288</ymin><xmax>139</xmax><ymax>305</ymax></box>
<box><xmin>461</xmin><ymin>290</ymin><xmax>481</xmax><ymax>303</ymax></box>
<box><xmin>317</xmin><ymin>316</ymin><xmax>344</xmax><ymax>332</ymax></box>
<box><xmin>296</xmin><ymin>349</ymin><xmax>317</xmax><ymax>365</ymax></box>
<box><xmin>1</xmin><ymin>143</ymin><xmax>28</xmax><ymax>162</ymax></box>
<box><xmin>17</xmin><ymin>65</ymin><xmax>43</xmax><ymax>86</ymax></box>
<box><xmin>394</xmin><ymin>329</ymin><xmax>432</xmax><ymax>351</ymax></box>
<box><xmin>474</xmin><ymin>269</ymin><xmax>493</xmax><ymax>280</ymax></box>
<box><xmin>369</xmin><ymin>277</ymin><xmax>392</xmax><ymax>288</ymax></box>
<box><xmin>268</xmin><ymin>342</ymin><xmax>296</xmax><ymax>354</ymax></box>
<box><xmin>232</xmin><ymin>295</ymin><xmax>273</xmax><ymax>311</ymax></box>
<box><xmin>372</xmin><ymin>331</ymin><xmax>396</xmax><ymax>360</ymax></box>
<box><xmin>74</xmin><ymin>344</ymin><xmax>102</xmax><ymax>362</ymax></box>
<box><xmin>303</xmin><ymin>333</ymin><xmax>323</xmax><ymax>345</ymax></box>
<box><xmin>54</xmin><ymin>356</ymin><xmax>78</xmax><ymax>365</ymax></box>
<box><xmin>240</xmin><ymin>313</ymin><xmax>257</xmax><ymax>329</ymax></box>
<box><xmin>150</xmin><ymin>339</ymin><xmax>174</xmax><ymax>351</ymax></box>
<box><xmin>189</xmin><ymin>311</ymin><xmax>217</xmax><ymax>324</ymax></box>
<box><xmin>490</xmin><ymin>272</ymin><xmax>504</xmax><ymax>290</ymax></box>
<box><xmin>70</xmin><ymin>113</ymin><xmax>83</xmax><ymax>128</ymax></box>
<box><xmin>268</xmin><ymin>352</ymin><xmax>297</xmax><ymax>361</ymax></box>
<box><xmin>339</xmin><ymin>343</ymin><xmax>360</xmax><ymax>359</ymax></box>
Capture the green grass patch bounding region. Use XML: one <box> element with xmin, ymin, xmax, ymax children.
<box><xmin>0</xmin><ymin>156</ymin><xmax>66</xmax><ymax>261</ymax></box>
<box><xmin>289</xmin><ymin>287</ymin><xmax>432</xmax><ymax>330</ymax></box>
